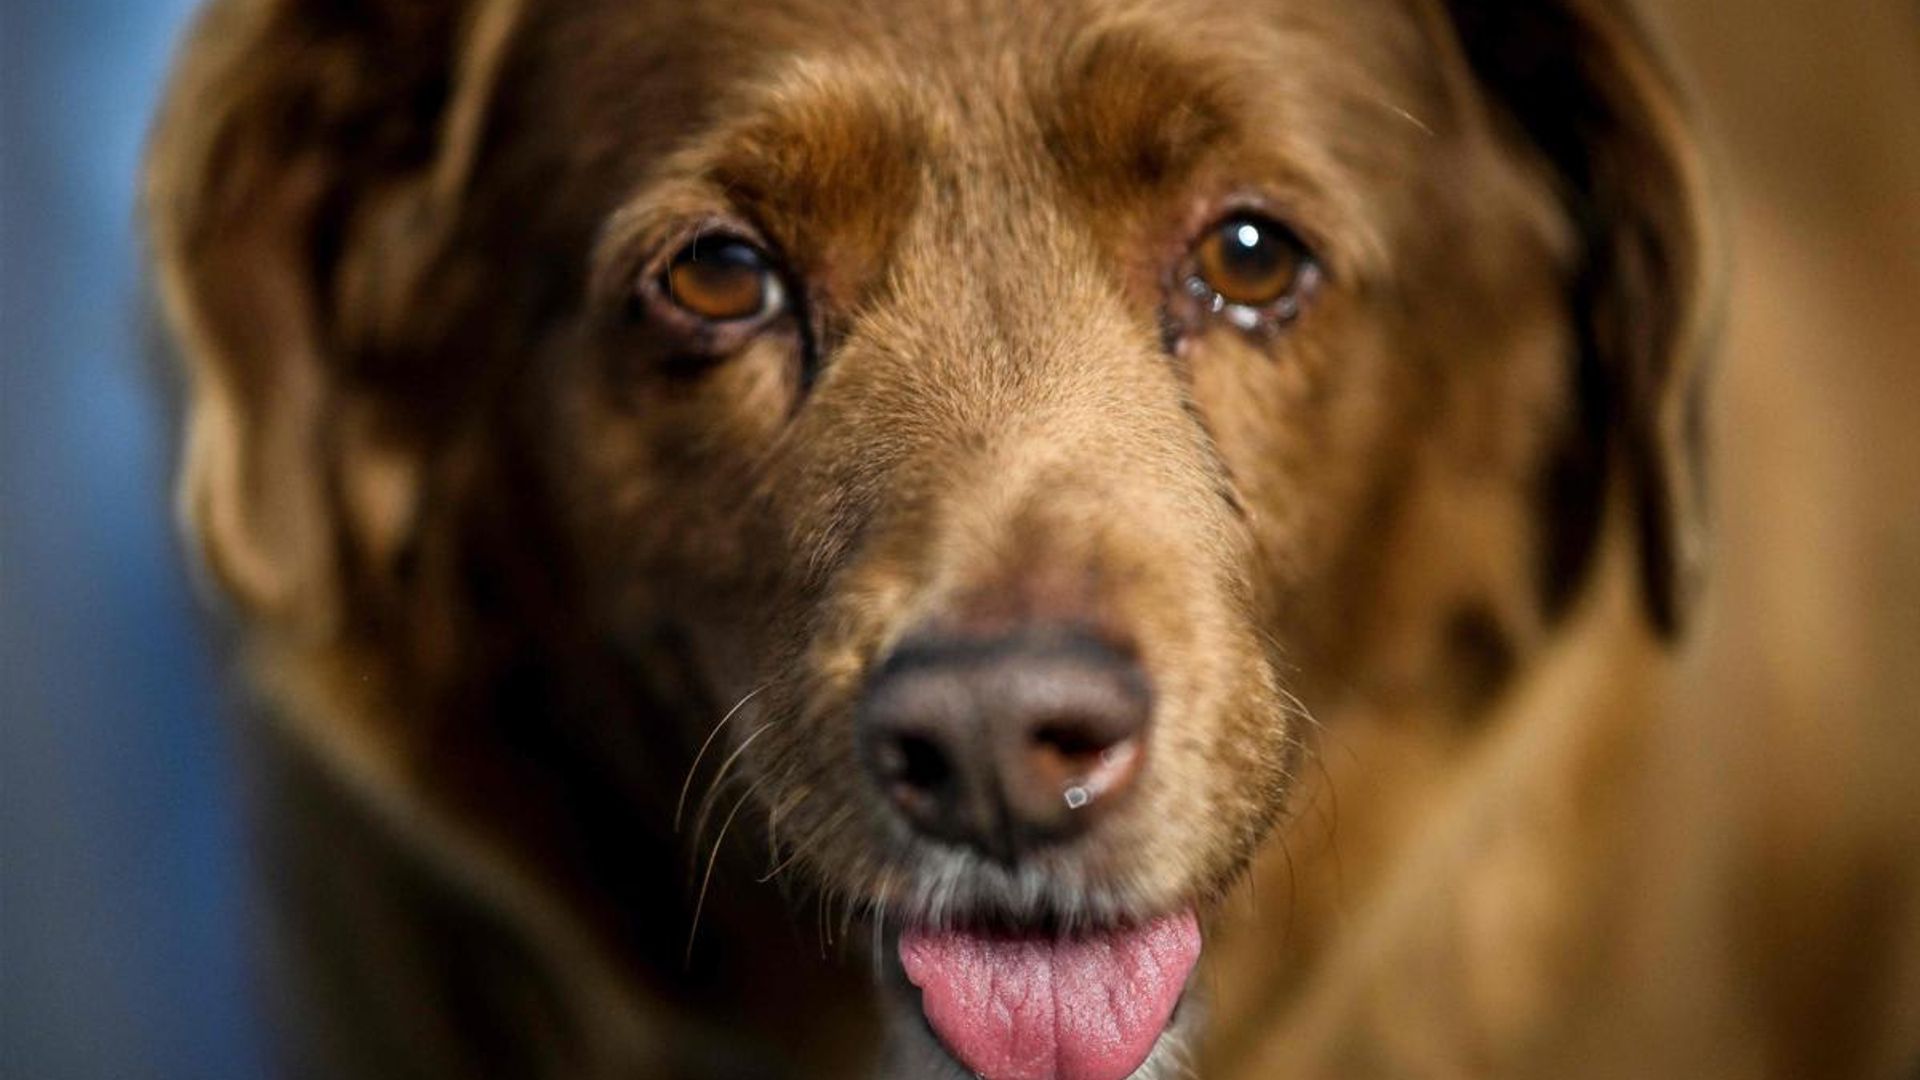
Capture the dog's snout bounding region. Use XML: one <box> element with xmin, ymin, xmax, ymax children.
<box><xmin>857</xmin><ymin>629</ymin><xmax>1151</xmax><ymax>863</ymax></box>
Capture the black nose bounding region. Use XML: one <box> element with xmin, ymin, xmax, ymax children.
<box><xmin>857</xmin><ymin>628</ymin><xmax>1151</xmax><ymax>863</ymax></box>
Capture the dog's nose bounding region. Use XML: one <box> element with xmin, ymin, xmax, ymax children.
<box><xmin>857</xmin><ymin>629</ymin><xmax>1150</xmax><ymax>863</ymax></box>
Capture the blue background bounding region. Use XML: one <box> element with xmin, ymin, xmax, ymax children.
<box><xmin>1</xmin><ymin>1</ymin><xmax>266</xmax><ymax>1077</ymax></box>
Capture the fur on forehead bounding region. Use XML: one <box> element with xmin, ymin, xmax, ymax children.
<box><xmin>557</xmin><ymin>0</ymin><xmax>1493</xmax><ymax>313</ymax></box>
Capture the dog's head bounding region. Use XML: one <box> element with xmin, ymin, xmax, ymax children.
<box><xmin>150</xmin><ymin>0</ymin><xmax>1708</xmax><ymax>1075</ymax></box>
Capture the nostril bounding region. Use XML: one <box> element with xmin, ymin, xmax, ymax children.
<box><xmin>865</xmin><ymin>723</ymin><xmax>962</xmax><ymax>826</ymax></box>
<box><xmin>893</xmin><ymin>733</ymin><xmax>951</xmax><ymax>792</ymax></box>
<box><xmin>1031</xmin><ymin>719</ymin><xmax>1118</xmax><ymax>761</ymax></box>
<box><xmin>1025</xmin><ymin>716</ymin><xmax>1143</xmax><ymax>810</ymax></box>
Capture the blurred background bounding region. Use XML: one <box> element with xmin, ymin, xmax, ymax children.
<box><xmin>2</xmin><ymin>2</ymin><xmax>264</xmax><ymax>1079</ymax></box>
<box><xmin>1</xmin><ymin>1</ymin><xmax>1914</xmax><ymax>1078</ymax></box>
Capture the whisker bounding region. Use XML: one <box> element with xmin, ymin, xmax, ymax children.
<box><xmin>675</xmin><ymin>684</ymin><xmax>769</xmax><ymax>833</ymax></box>
<box><xmin>868</xmin><ymin>867</ymin><xmax>896</xmax><ymax>981</ymax></box>
<box><xmin>757</xmin><ymin>787</ymin><xmax>805</xmax><ymax>880</ymax></box>
<box><xmin>838</xmin><ymin>880</ymin><xmax>862</xmax><ymax>948</ymax></box>
<box><xmin>685</xmin><ymin>782</ymin><xmax>759</xmax><ymax>967</ymax></box>
<box><xmin>1273</xmin><ymin>680</ymin><xmax>1324</xmax><ymax>736</ymax></box>
<box><xmin>757</xmin><ymin>846</ymin><xmax>806</xmax><ymax>885</ymax></box>
<box><xmin>818</xmin><ymin>886</ymin><xmax>837</xmax><ymax>954</ymax></box>
<box><xmin>765</xmin><ymin>803</ymin><xmax>850</xmax><ymax>886</ymax></box>
<box><xmin>688</xmin><ymin>719</ymin><xmax>778</xmax><ymax>861</ymax></box>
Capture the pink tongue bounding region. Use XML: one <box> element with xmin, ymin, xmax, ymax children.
<box><xmin>898</xmin><ymin>911</ymin><xmax>1201</xmax><ymax>1080</ymax></box>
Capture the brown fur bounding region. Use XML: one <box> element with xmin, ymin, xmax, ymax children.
<box><xmin>144</xmin><ymin>0</ymin><xmax>1919</xmax><ymax>1076</ymax></box>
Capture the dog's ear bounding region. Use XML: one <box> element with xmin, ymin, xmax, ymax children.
<box><xmin>1444</xmin><ymin>0</ymin><xmax>1716</xmax><ymax>639</ymax></box>
<box><xmin>146</xmin><ymin>0</ymin><xmax>523</xmax><ymax>635</ymax></box>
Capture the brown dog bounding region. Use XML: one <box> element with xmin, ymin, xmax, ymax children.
<box><xmin>145</xmin><ymin>0</ymin><xmax>1725</xmax><ymax>1076</ymax></box>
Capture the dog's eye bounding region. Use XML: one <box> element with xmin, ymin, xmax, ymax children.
<box><xmin>660</xmin><ymin>235</ymin><xmax>784</xmax><ymax>322</ymax></box>
<box><xmin>1191</xmin><ymin>215</ymin><xmax>1313</xmax><ymax>313</ymax></box>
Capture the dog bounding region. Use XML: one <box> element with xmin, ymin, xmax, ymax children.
<box><xmin>143</xmin><ymin>0</ymin><xmax>1745</xmax><ymax>1076</ymax></box>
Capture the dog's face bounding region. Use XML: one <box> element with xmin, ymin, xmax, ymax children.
<box><xmin>150</xmin><ymin>0</ymin><xmax>1706</xmax><ymax>1075</ymax></box>
<box><xmin>563</xmin><ymin>0</ymin><xmax>1403</xmax><ymax>920</ymax></box>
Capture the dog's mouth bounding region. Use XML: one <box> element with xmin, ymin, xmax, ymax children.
<box><xmin>893</xmin><ymin>907</ymin><xmax>1202</xmax><ymax>1080</ymax></box>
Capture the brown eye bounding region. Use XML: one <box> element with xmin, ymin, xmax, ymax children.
<box><xmin>1192</xmin><ymin>215</ymin><xmax>1311</xmax><ymax>311</ymax></box>
<box><xmin>662</xmin><ymin>235</ymin><xmax>783</xmax><ymax>322</ymax></box>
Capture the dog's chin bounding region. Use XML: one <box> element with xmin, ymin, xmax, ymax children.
<box><xmin>855</xmin><ymin>867</ymin><xmax>1210</xmax><ymax>1080</ymax></box>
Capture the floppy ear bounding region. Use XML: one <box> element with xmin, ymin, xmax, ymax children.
<box><xmin>145</xmin><ymin>0</ymin><xmax>523</xmax><ymax>635</ymax></box>
<box><xmin>1443</xmin><ymin>0</ymin><xmax>1716</xmax><ymax>639</ymax></box>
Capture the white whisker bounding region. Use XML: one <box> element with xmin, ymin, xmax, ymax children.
<box><xmin>675</xmin><ymin>683</ymin><xmax>769</xmax><ymax>833</ymax></box>
<box><xmin>685</xmin><ymin>783</ymin><xmax>758</xmax><ymax>967</ymax></box>
<box><xmin>688</xmin><ymin>719</ymin><xmax>777</xmax><ymax>859</ymax></box>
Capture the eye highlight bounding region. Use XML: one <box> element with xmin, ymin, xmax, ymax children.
<box><xmin>661</xmin><ymin>235</ymin><xmax>785</xmax><ymax>323</ymax></box>
<box><xmin>1180</xmin><ymin>212</ymin><xmax>1319</xmax><ymax>332</ymax></box>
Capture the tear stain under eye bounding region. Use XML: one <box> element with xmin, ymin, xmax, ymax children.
<box><xmin>1157</xmin><ymin>307</ymin><xmax>1185</xmax><ymax>356</ymax></box>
